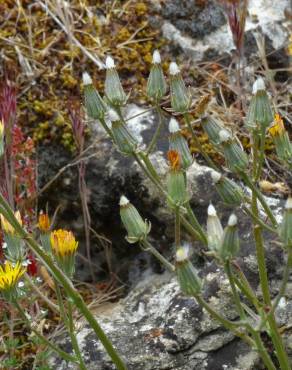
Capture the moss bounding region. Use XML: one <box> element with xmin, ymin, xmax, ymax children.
<box><xmin>1</xmin><ymin>0</ymin><xmax>165</xmax><ymax>149</ymax></box>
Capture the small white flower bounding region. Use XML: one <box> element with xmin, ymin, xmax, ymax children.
<box><xmin>120</xmin><ymin>195</ymin><xmax>129</xmax><ymax>207</ymax></box>
<box><xmin>82</xmin><ymin>72</ymin><xmax>92</xmax><ymax>85</ymax></box>
<box><xmin>168</xmin><ymin>118</ymin><xmax>180</xmax><ymax>133</ymax></box>
<box><xmin>285</xmin><ymin>196</ymin><xmax>292</xmax><ymax>210</ymax></box>
<box><xmin>18</xmin><ymin>281</ymin><xmax>25</xmax><ymax>288</ymax></box>
<box><xmin>207</xmin><ymin>204</ymin><xmax>217</xmax><ymax>217</ymax></box>
<box><xmin>169</xmin><ymin>62</ymin><xmax>180</xmax><ymax>75</ymax></box>
<box><xmin>252</xmin><ymin>77</ymin><xmax>265</xmax><ymax>94</ymax></box>
<box><xmin>107</xmin><ymin>109</ymin><xmax>119</xmax><ymax>122</ymax></box>
<box><xmin>2</xmin><ymin>242</ymin><xmax>7</xmax><ymax>249</ymax></box>
<box><xmin>228</xmin><ymin>214</ymin><xmax>237</xmax><ymax>227</ymax></box>
<box><xmin>219</xmin><ymin>129</ymin><xmax>231</xmax><ymax>143</ymax></box>
<box><xmin>106</xmin><ymin>55</ymin><xmax>115</xmax><ymax>69</ymax></box>
<box><xmin>176</xmin><ymin>244</ymin><xmax>190</xmax><ymax>262</ymax></box>
<box><xmin>152</xmin><ymin>50</ymin><xmax>161</xmax><ymax>64</ymax></box>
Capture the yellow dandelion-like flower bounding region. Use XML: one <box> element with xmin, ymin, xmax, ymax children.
<box><xmin>269</xmin><ymin>114</ymin><xmax>285</xmax><ymax>137</ymax></box>
<box><xmin>50</xmin><ymin>229</ymin><xmax>78</xmax><ymax>257</ymax></box>
<box><xmin>0</xmin><ymin>261</ymin><xmax>26</xmax><ymax>292</ymax></box>
<box><xmin>0</xmin><ymin>211</ymin><xmax>22</xmax><ymax>235</ymax></box>
<box><xmin>38</xmin><ymin>213</ymin><xmax>51</xmax><ymax>233</ymax></box>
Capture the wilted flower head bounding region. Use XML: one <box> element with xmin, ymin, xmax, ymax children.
<box><xmin>167</xmin><ymin>150</ymin><xmax>181</xmax><ymax>171</ymax></box>
<box><xmin>269</xmin><ymin>114</ymin><xmax>285</xmax><ymax>137</ymax></box>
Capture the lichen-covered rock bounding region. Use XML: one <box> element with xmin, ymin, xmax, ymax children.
<box><xmin>50</xmin><ymin>271</ymin><xmax>264</xmax><ymax>370</ymax></box>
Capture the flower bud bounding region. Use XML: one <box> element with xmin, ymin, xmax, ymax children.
<box><xmin>200</xmin><ymin>115</ymin><xmax>224</xmax><ymax>147</ymax></box>
<box><xmin>207</xmin><ymin>204</ymin><xmax>223</xmax><ymax>252</ymax></box>
<box><xmin>211</xmin><ymin>171</ymin><xmax>243</xmax><ymax>206</ymax></box>
<box><xmin>166</xmin><ymin>150</ymin><xmax>188</xmax><ymax>206</ymax></box>
<box><xmin>269</xmin><ymin>114</ymin><xmax>292</xmax><ymax>165</ymax></box>
<box><xmin>108</xmin><ymin>109</ymin><xmax>137</xmax><ymax>154</ymax></box>
<box><xmin>0</xmin><ymin>120</ymin><xmax>4</xmax><ymax>157</ymax></box>
<box><xmin>50</xmin><ymin>229</ymin><xmax>78</xmax><ymax>278</ymax></box>
<box><xmin>219</xmin><ymin>130</ymin><xmax>248</xmax><ymax>173</ymax></box>
<box><xmin>219</xmin><ymin>214</ymin><xmax>240</xmax><ymax>261</ymax></box>
<box><xmin>176</xmin><ymin>245</ymin><xmax>202</xmax><ymax>296</ymax></box>
<box><xmin>120</xmin><ymin>196</ymin><xmax>151</xmax><ymax>243</ymax></box>
<box><xmin>169</xmin><ymin>62</ymin><xmax>191</xmax><ymax>113</ymax></box>
<box><xmin>168</xmin><ymin>118</ymin><xmax>193</xmax><ymax>169</ymax></box>
<box><xmin>245</xmin><ymin>78</ymin><xmax>273</xmax><ymax>131</ymax></box>
<box><xmin>279</xmin><ymin>197</ymin><xmax>292</xmax><ymax>248</ymax></box>
<box><xmin>105</xmin><ymin>56</ymin><xmax>127</xmax><ymax>106</ymax></box>
<box><xmin>1</xmin><ymin>211</ymin><xmax>24</xmax><ymax>262</ymax></box>
<box><xmin>38</xmin><ymin>212</ymin><xmax>51</xmax><ymax>252</ymax></box>
<box><xmin>83</xmin><ymin>72</ymin><xmax>106</xmax><ymax>120</ymax></box>
<box><xmin>146</xmin><ymin>50</ymin><xmax>167</xmax><ymax>102</ymax></box>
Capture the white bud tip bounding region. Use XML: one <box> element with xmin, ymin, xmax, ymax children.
<box><xmin>106</xmin><ymin>55</ymin><xmax>115</xmax><ymax>69</ymax></box>
<box><xmin>208</xmin><ymin>204</ymin><xmax>217</xmax><ymax>217</ymax></box>
<box><xmin>219</xmin><ymin>129</ymin><xmax>231</xmax><ymax>143</ymax></box>
<box><xmin>176</xmin><ymin>245</ymin><xmax>190</xmax><ymax>262</ymax></box>
<box><xmin>228</xmin><ymin>214</ymin><xmax>238</xmax><ymax>226</ymax></box>
<box><xmin>82</xmin><ymin>72</ymin><xmax>92</xmax><ymax>85</ymax></box>
<box><xmin>252</xmin><ymin>78</ymin><xmax>265</xmax><ymax>94</ymax></box>
<box><xmin>119</xmin><ymin>195</ymin><xmax>129</xmax><ymax>207</ymax></box>
<box><xmin>107</xmin><ymin>109</ymin><xmax>119</xmax><ymax>122</ymax></box>
<box><xmin>211</xmin><ymin>170</ymin><xmax>222</xmax><ymax>184</ymax></box>
<box><xmin>285</xmin><ymin>197</ymin><xmax>292</xmax><ymax>210</ymax></box>
<box><xmin>152</xmin><ymin>50</ymin><xmax>161</xmax><ymax>64</ymax></box>
<box><xmin>168</xmin><ymin>118</ymin><xmax>180</xmax><ymax>133</ymax></box>
<box><xmin>169</xmin><ymin>62</ymin><xmax>180</xmax><ymax>75</ymax></box>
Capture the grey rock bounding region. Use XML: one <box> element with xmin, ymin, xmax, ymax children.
<box><xmin>50</xmin><ymin>272</ymin><xmax>263</xmax><ymax>370</ymax></box>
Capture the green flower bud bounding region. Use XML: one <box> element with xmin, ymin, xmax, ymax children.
<box><xmin>105</xmin><ymin>56</ymin><xmax>127</xmax><ymax>106</ymax></box>
<box><xmin>146</xmin><ymin>50</ymin><xmax>167</xmax><ymax>102</ymax></box>
<box><xmin>83</xmin><ymin>72</ymin><xmax>107</xmax><ymax>120</ymax></box>
<box><xmin>211</xmin><ymin>171</ymin><xmax>243</xmax><ymax>206</ymax></box>
<box><xmin>207</xmin><ymin>204</ymin><xmax>223</xmax><ymax>252</ymax></box>
<box><xmin>169</xmin><ymin>62</ymin><xmax>191</xmax><ymax>113</ymax></box>
<box><xmin>166</xmin><ymin>151</ymin><xmax>188</xmax><ymax>207</ymax></box>
<box><xmin>269</xmin><ymin>114</ymin><xmax>292</xmax><ymax>165</ymax></box>
<box><xmin>108</xmin><ymin>109</ymin><xmax>137</xmax><ymax>154</ymax></box>
<box><xmin>176</xmin><ymin>245</ymin><xmax>202</xmax><ymax>296</ymax></box>
<box><xmin>245</xmin><ymin>78</ymin><xmax>273</xmax><ymax>131</ymax></box>
<box><xmin>168</xmin><ymin>118</ymin><xmax>193</xmax><ymax>169</ymax></box>
<box><xmin>120</xmin><ymin>196</ymin><xmax>151</xmax><ymax>243</ymax></box>
<box><xmin>200</xmin><ymin>115</ymin><xmax>224</xmax><ymax>147</ymax></box>
<box><xmin>279</xmin><ymin>197</ymin><xmax>292</xmax><ymax>248</ymax></box>
<box><xmin>219</xmin><ymin>130</ymin><xmax>249</xmax><ymax>173</ymax></box>
<box><xmin>219</xmin><ymin>214</ymin><xmax>240</xmax><ymax>261</ymax></box>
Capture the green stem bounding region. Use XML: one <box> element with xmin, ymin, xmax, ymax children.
<box><xmin>141</xmin><ymin>239</ymin><xmax>175</xmax><ymax>272</ymax></box>
<box><xmin>175</xmin><ymin>206</ymin><xmax>181</xmax><ymax>249</ymax></box>
<box><xmin>241</xmin><ymin>172</ymin><xmax>277</xmax><ymax>227</ymax></box>
<box><xmin>146</xmin><ymin>104</ymin><xmax>164</xmax><ymax>155</ymax></box>
<box><xmin>68</xmin><ymin>300</ymin><xmax>88</xmax><ymax>370</ymax></box>
<box><xmin>12</xmin><ymin>299</ymin><xmax>77</xmax><ymax>364</ymax></box>
<box><xmin>231</xmin><ymin>262</ymin><xmax>261</xmax><ymax>313</ymax></box>
<box><xmin>258</xmin><ymin>250</ymin><xmax>292</xmax><ymax>332</ymax></box>
<box><xmin>0</xmin><ymin>198</ymin><xmax>128</xmax><ymax>370</ymax></box>
<box><xmin>224</xmin><ymin>260</ymin><xmax>246</xmax><ymax>321</ymax></box>
<box><xmin>250</xmin><ymin>329</ymin><xmax>277</xmax><ymax>370</ymax></box>
<box><xmin>255</xmin><ymin>127</ymin><xmax>266</xmax><ymax>180</ymax></box>
<box><xmin>180</xmin><ymin>215</ymin><xmax>202</xmax><ymax>242</ymax></box>
<box><xmin>183</xmin><ymin>113</ymin><xmax>218</xmax><ymax>170</ymax></box>
<box><xmin>195</xmin><ymin>295</ymin><xmax>254</xmax><ymax>347</ymax></box>
<box><xmin>185</xmin><ymin>202</ymin><xmax>208</xmax><ymax>245</ymax></box>
<box><xmin>242</xmin><ymin>205</ymin><xmax>277</xmax><ymax>234</ymax></box>
<box><xmin>251</xmin><ymin>193</ymin><xmax>290</xmax><ymax>370</ymax></box>
<box><xmin>99</xmin><ymin>118</ymin><xmax>115</xmax><ymax>142</ymax></box>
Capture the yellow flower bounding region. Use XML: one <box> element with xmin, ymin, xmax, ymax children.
<box><xmin>38</xmin><ymin>213</ymin><xmax>50</xmax><ymax>233</ymax></box>
<box><xmin>50</xmin><ymin>229</ymin><xmax>78</xmax><ymax>257</ymax></box>
<box><xmin>0</xmin><ymin>211</ymin><xmax>22</xmax><ymax>235</ymax></box>
<box><xmin>0</xmin><ymin>261</ymin><xmax>26</xmax><ymax>292</ymax></box>
<box><xmin>269</xmin><ymin>114</ymin><xmax>285</xmax><ymax>137</ymax></box>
